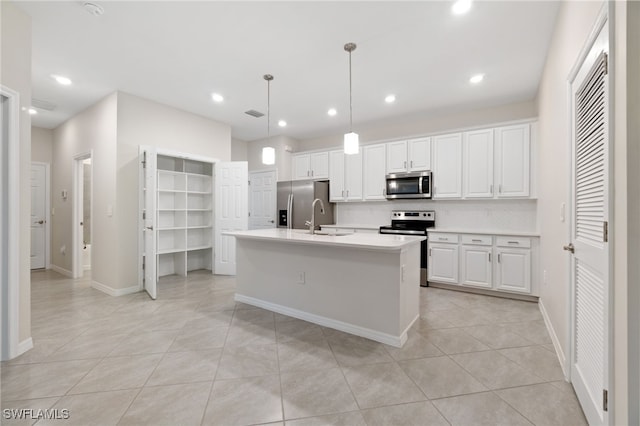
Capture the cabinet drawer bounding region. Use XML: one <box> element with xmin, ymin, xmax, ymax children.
<box><xmin>496</xmin><ymin>236</ymin><xmax>531</xmax><ymax>248</ymax></box>
<box><xmin>461</xmin><ymin>235</ymin><xmax>492</xmax><ymax>246</ymax></box>
<box><xmin>429</xmin><ymin>233</ymin><xmax>459</xmax><ymax>244</ymax></box>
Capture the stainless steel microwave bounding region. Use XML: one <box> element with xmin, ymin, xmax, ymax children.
<box><xmin>385</xmin><ymin>171</ymin><xmax>432</xmax><ymax>199</ymax></box>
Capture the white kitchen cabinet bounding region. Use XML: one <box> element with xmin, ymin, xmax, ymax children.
<box><xmin>292</xmin><ymin>152</ymin><xmax>329</xmax><ymax>180</ymax></box>
<box><xmin>428</xmin><ymin>233</ymin><xmax>459</xmax><ymax>284</ymax></box>
<box><xmin>463</xmin><ymin>129</ymin><xmax>494</xmax><ymax>198</ymax></box>
<box><xmin>495</xmin><ymin>124</ymin><xmax>530</xmax><ymax>198</ymax></box>
<box><xmin>329</xmin><ymin>150</ymin><xmax>363</xmax><ymax>202</ymax></box>
<box><xmin>460</xmin><ymin>235</ymin><xmax>493</xmax><ymax>289</ymax></box>
<box><xmin>495</xmin><ymin>247</ymin><xmax>531</xmax><ymax>294</ymax></box>
<box><xmin>363</xmin><ymin>143</ymin><xmax>387</xmax><ymax>200</ymax></box>
<box><xmin>432</xmin><ymin>133</ymin><xmax>462</xmax><ymax>199</ymax></box>
<box><xmin>386</xmin><ymin>138</ymin><xmax>431</xmax><ymax>174</ymax></box>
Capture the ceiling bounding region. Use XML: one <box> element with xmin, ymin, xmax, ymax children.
<box><xmin>17</xmin><ymin>1</ymin><xmax>559</xmax><ymax>141</ymax></box>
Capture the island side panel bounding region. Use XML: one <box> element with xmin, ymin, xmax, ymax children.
<box><xmin>235</xmin><ymin>238</ymin><xmax>419</xmax><ymax>343</ymax></box>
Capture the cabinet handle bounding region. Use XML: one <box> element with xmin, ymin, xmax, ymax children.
<box><xmin>499</xmin><ymin>184</ymin><xmax>502</xmax><ymax>193</ymax></box>
<box><xmin>438</xmin><ymin>237</ymin><xmax>447</xmax><ymax>241</ymax></box>
<box><xmin>498</xmin><ymin>253</ymin><xmax>501</xmax><ymax>263</ymax></box>
<box><xmin>342</xmin><ymin>190</ymin><xmax>345</xmax><ymax>197</ymax></box>
<box><xmin>429</xmin><ymin>248</ymin><xmax>432</xmax><ymax>256</ymax></box>
<box><xmin>383</xmin><ymin>188</ymin><xmax>386</xmax><ymax>196</ymax></box>
<box><xmin>490</xmin><ymin>184</ymin><xmax>493</xmax><ymax>194</ymax></box>
<box><xmin>404</xmin><ymin>161</ymin><xmax>407</xmax><ymax>169</ymax></box>
<box><xmin>346</xmin><ymin>190</ymin><xmax>349</xmax><ymax>197</ymax></box>
<box><xmin>410</xmin><ymin>160</ymin><xmax>413</xmax><ymax>168</ymax></box>
<box><xmin>488</xmin><ymin>252</ymin><xmax>492</xmax><ymax>262</ymax></box>
<box><xmin>311</xmin><ymin>170</ymin><xmax>314</xmax><ymax>177</ymax></box>
<box><xmin>472</xmin><ymin>239</ymin><xmax>482</xmax><ymax>242</ymax></box>
<box><xmin>507</xmin><ymin>241</ymin><xmax>519</xmax><ymax>244</ymax></box>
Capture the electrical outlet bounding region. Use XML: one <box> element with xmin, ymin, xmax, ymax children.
<box><xmin>543</xmin><ymin>269</ymin><xmax>548</xmax><ymax>285</ymax></box>
<box><xmin>297</xmin><ymin>272</ymin><xmax>305</xmax><ymax>285</ymax></box>
<box><xmin>60</xmin><ymin>245</ymin><xmax>66</xmax><ymax>255</ymax></box>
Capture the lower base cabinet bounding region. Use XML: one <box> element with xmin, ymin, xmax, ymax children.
<box><xmin>428</xmin><ymin>232</ymin><xmax>535</xmax><ymax>296</ymax></box>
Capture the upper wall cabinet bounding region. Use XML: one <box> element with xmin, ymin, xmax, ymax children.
<box><xmin>292</xmin><ymin>152</ymin><xmax>329</xmax><ymax>180</ymax></box>
<box><xmin>432</xmin><ymin>133</ymin><xmax>462</xmax><ymax>199</ymax></box>
<box><xmin>463</xmin><ymin>129</ymin><xmax>494</xmax><ymax>198</ymax></box>
<box><xmin>386</xmin><ymin>137</ymin><xmax>431</xmax><ymax>174</ymax></box>
<box><xmin>495</xmin><ymin>124</ymin><xmax>530</xmax><ymax>198</ymax></box>
<box><xmin>363</xmin><ymin>143</ymin><xmax>387</xmax><ymax>201</ymax></box>
<box><xmin>329</xmin><ymin>150</ymin><xmax>363</xmax><ymax>202</ymax></box>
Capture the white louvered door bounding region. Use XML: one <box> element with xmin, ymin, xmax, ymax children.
<box><xmin>569</xmin><ymin>22</ymin><xmax>610</xmax><ymax>426</ymax></box>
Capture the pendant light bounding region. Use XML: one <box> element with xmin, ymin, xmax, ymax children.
<box><xmin>262</xmin><ymin>74</ymin><xmax>276</xmax><ymax>165</ymax></box>
<box><xmin>343</xmin><ymin>42</ymin><xmax>359</xmax><ymax>155</ymax></box>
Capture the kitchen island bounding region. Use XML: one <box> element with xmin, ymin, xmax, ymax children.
<box><xmin>225</xmin><ymin>228</ymin><xmax>425</xmax><ymax>347</ymax></box>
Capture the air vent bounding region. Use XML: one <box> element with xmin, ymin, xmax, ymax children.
<box><xmin>31</xmin><ymin>98</ymin><xmax>57</xmax><ymax>111</ymax></box>
<box><xmin>245</xmin><ymin>109</ymin><xmax>264</xmax><ymax>118</ymax></box>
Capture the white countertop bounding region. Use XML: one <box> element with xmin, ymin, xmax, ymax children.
<box><xmin>428</xmin><ymin>228</ymin><xmax>540</xmax><ymax>237</ymax></box>
<box><xmin>321</xmin><ymin>224</ymin><xmax>381</xmax><ymax>231</ymax></box>
<box><xmin>225</xmin><ymin>228</ymin><xmax>425</xmax><ymax>251</ymax></box>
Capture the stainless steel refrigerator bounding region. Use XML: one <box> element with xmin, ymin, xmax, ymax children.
<box><xmin>277</xmin><ymin>180</ymin><xmax>335</xmax><ymax>229</ymax></box>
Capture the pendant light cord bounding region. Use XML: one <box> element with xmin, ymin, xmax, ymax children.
<box><xmin>349</xmin><ymin>49</ymin><xmax>353</xmax><ymax>132</ymax></box>
<box><xmin>267</xmin><ymin>78</ymin><xmax>270</xmax><ymax>138</ymax></box>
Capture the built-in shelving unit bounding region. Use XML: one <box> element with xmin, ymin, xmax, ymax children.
<box><xmin>156</xmin><ymin>155</ymin><xmax>213</xmax><ymax>278</ymax></box>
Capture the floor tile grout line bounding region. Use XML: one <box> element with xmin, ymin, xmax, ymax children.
<box><xmin>273</xmin><ymin>315</ymin><xmax>286</xmax><ymax>424</ymax></box>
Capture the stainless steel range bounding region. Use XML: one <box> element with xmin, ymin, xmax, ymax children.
<box><xmin>379</xmin><ymin>210</ymin><xmax>435</xmax><ymax>287</ymax></box>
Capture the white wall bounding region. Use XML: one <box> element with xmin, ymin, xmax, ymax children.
<box><xmin>31</xmin><ymin>126</ymin><xmax>53</xmax><ymax>164</ymax></box>
<box><xmin>116</xmin><ymin>92</ymin><xmax>232</xmax><ymax>288</ymax></box>
<box><xmin>535</xmin><ymin>0</ymin><xmax>602</xmax><ymax>377</ymax></box>
<box><xmin>231</xmin><ymin>137</ymin><xmax>248</xmax><ymax>161</ymax></box>
<box><xmin>300</xmin><ymin>101</ymin><xmax>536</xmax><ymax>151</ymax></box>
<box><xmin>51</xmin><ymin>93</ymin><xmax>118</xmax><ymax>289</ymax></box>
<box><xmin>1</xmin><ymin>1</ymin><xmax>32</xmax><ymax>344</ymax></box>
<box><xmin>246</xmin><ymin>135</ymin><xmax>299</xmax><ymax>181</ymax></box>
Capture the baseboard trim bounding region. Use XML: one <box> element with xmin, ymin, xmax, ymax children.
<box><xmin>91</xmin><ymin>280</ymin><xmax>139</xmax><ymax>297</ymax></box>
<box><xmin>50</xmin><ymin>264</ymin><xmax>73</xmax><ymax>278</ymax></box>
<box><xmin>17</xmin><ymin>337</ymin><xmax>33</xmax><ymax>357</ymax></box>
<box><xmin>539</xmin><ymin>299</ymin><xmax>569</xmax><ymax>380</ymax></box>
<box><xmin>235</xmin><ymin>293</ymin><xmax>408</xmax><ymax>347</ymax></box>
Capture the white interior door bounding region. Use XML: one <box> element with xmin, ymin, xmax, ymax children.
<box><xmin>30</xmin><ymin>163</ymin><xmax>47</xmax><ymax>269</ymax></box>
<box><xmin>142</xmin><ymin>147</ymin><xmax>157</xmax><ymax>299</ymax></box>
<box><xmin>569</xmin><ymin>22</ymin><xmax>610</xmax><ymax>426</ymax></box>
<box><xmin>249</xmin><ymin>170</ymin><xmax>277</xmax><ymax>230</ymax></box>
<box><xmin>215</xmin><ymin>161</ymin><xmax>248</xmax><ymax>275</ymax></box>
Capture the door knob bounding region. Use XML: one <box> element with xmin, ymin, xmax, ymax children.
<box><xmin>146</xmin><ymin>226</ymin><xmax>154</xmax><ymax>231</ymax></box>
<box><xmin>80</xmin><ymin>221</ymin><xmax>84</xmax><ymax>226</ymax></box>
<box><xmin>563</xmin><ymin>243</ymin><xmax>575</xmax><ymax>253</ymax></box>
<box><xmin>269</xmin><ymin>220</ymin><xmax>275</xmax><ymax>223</ymax></box>
<box><xmin>37</xmin><ymin>220</ymin><xmax>44</xmax><ymax>225</ymax></box>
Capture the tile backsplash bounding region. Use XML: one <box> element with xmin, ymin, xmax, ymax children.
<box><xmin>336</xmin><ymin>199</ymin><xmax>538</xmax><ymax>232</ymax></box>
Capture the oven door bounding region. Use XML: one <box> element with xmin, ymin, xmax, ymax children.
<box><xmin>385</xmin><ymin>172</ymin><xmax>431</xmax><ymax>199</ymax></box>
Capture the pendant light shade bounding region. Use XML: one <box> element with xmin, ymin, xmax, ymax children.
<box><xmin>343</xmin><ymin>42</ymin><xmax>359</xmax><ymax>155</ymax></box>
<box><xmin>262</xmin><ymin>146</ymin><xmax>275</xmax><ymax>165</ymax></box>
<box><xmin>262</xmin><ymin>74</ymin><xmax>276</xmax><ymax>165</ymax></box>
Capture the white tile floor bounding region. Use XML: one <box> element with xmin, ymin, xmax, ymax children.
<box><xmin>1</xmin><ymin>270</ymin><xmax>587</xmax><ymax>425</ymax></box>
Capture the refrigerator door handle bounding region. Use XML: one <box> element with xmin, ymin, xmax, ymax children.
<box><xmin>287</xmin><ymin>194</ymin><xmax>293</xmax><ymax>229</ymax></box>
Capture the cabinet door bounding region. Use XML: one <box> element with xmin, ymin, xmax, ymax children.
<box><xmin>495</xmin><ymin>124</ymin><xmax>530</xmax><ymax>197</ymax></box>
<box><xmin>408</xmin><ymin>137</ymin><xmax>431</xmax><ymax>172</ymax></box>
<box><xmin>293</xmin><ymin>154</ymin><xmax>311</xmax><ymax>180</ymax></box>
<box><xmin>432</xmin><ymin>133</ymin><xmax>462</xmax><ymax>199</ymax></box>
<box><xmin>463</xmin><ymin>129</ymin><xmax>494</xmax><ymax>198</ymax></box>
<box><xmin>329</xmin><ymin>150</ymin><xmax>345</xmax><ymax>201</ymax></box>
<box><xmin>386</xmin><ymin>141</ymin><xmax>408</xmax><ymax>173</ymax></box>
<box><xmin>344</xmin><ymin>151</ymin><xmax>363</xmax><ymax>201</ymax></box>
<box><xmin>428</xmin><ymin>243</ymin><xmax>459</xmax><ymax>284</ymax></box>
<box><xmin>495</xmin><ymin>248</ymin><xmax>531</xmax><ymax>294</ymax></box>
<box><xmin>460</xmin><ymin>246</ymin><xmax>493</xmax><ymax>289</ymax></box>
<box><xmin>363</xmin><ymin>144</ymin><xmax>387</xmax><ymax>200</ymax></box>
<box><xmin>310</xmin><ymin>152</ymin><xmax>329</xmax><ymax>179</ymax></box>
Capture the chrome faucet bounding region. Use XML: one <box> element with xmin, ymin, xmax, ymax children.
<box><xmin>307</xmin><ymin>198</ymin><xmax>326</xmax><ymax>234</ymax></box>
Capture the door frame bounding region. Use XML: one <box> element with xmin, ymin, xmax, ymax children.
<box><xmin>31</xmin><ymin>161</ymin><xmax>51</xmax><ymax>269</ymax></box>
<box><xmin>1</xmin><ymin>85</ymin><xmax>21</xmax><ymax>360</ymax></box>
<box><xmin>566</xmin><ymin>4</ymin><xmax>613</xmax><ymax>424</ymax></box>
<box><xmin>72</xmin><ymin>151</ymin><xmax>93</xmax><ymax>279</ymax></box>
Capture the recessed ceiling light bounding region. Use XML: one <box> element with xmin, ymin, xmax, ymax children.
<box><xmin>83</xmin><ymin>2</ymin><xmax>104</xmax><ymax>16</ymax></box>
<box><xmin>469</xmin><ymin>73</ymin><xmax>484</xmax><ymax>84</ymax></box>
<box><xmin>211</xmin><ymin>93</ymin><xmax>224</xmax><ymax>103</ymax></box>
<box><xmin>278</xmin><ymin>120</ymin><xmax>287</xmax><ymax>127</ymax></box>
<box><xmin>51</xmin><ymin>75</ymin><xmax>72</xmax><ymax>85</ymax></box>
<box><xmin>452</xmin><ymin>0</ymin><xmax>472</xmax><ymax>15</ymax></box>
<box><xmin>327</xmin><ymin>108</ymin><xmax>337</xmax><ymax>116</ymax></box>
<box><xmin>385</xmin><ymin>94</ymin><xmax>396</xmax><ymax>103</ymax></box>
<box><xmin>28</xmin><ymin>108</ymin><xmax>38</xmax><ymax>115</ymax></box>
